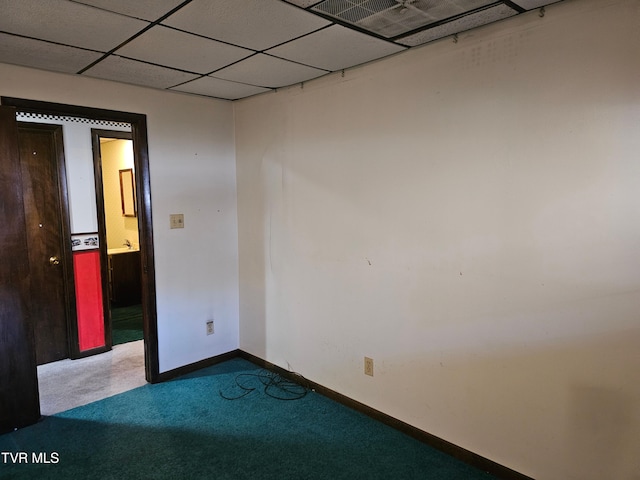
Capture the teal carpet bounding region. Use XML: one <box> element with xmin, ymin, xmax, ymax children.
<box><xmin>111</xmin><ymin>304</ymin><xmax>143</xmax><ymax>345</ymax></box>
<box><xmin>0</xmin><ymin>358</ymin><xmax>496</xmax><ymax>479</ymax></box>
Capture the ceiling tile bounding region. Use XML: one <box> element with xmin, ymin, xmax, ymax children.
<box><xmin>396</xmin><ymin>4</ymin><xmax>518</xmax><ymax>47</ymax></box>
<box><xmin>0</xmin><ymin>0</ymin><xmax>149</xmax><ymax>51</ymax></box>
<box><xmin>70</xmin><ymin>0</ymin><xmax>186</xmax><ymax>21</ymax></box>
<box><xmin>214</xmin><ymin>54</ymin><xmax>327</xmax><ymax>88</ymax></box>
<box><xmin>0</xmin><ymin>33</ymin><xmax>103</xmax><ymax>74</ymax></box>
<box><xmin>117</xmin><ymin>25</ymin><xmax>253</xmax><ymax>74</ymax></box>
<box><xmin>283</xmin><ymin>0</ymin><xmax>322</xmax><ymax>7</ymax></box>
<box><xmin>162</xmin><ymin>0</ymin><xmax>331</xmax><ymax>50</ymax></box>
<box><xmin>267</xmin><ymin>24</ymin><xmax>405</xmax><ymax>72</ymax></box>
<box><xmin>510</xmin><ymin>0</ymin><xmax>560</xmax><ymax>9</ymax></box>
<box><xmin>83</xmin><ymin>55</ymin><xmax>199</xmax><ymax>89</ymax></box>
<box><xmin>170</xmin><ymin>76</ymin><xmax>271</xmax><ymax>100</ymax></box>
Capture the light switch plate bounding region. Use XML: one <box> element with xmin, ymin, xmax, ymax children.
<box><xmin>170</xmin><ymin>213</ymin><xmax>184</xmax><ymax>229</ymax></box>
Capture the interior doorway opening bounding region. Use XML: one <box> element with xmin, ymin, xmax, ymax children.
<box><xmin>1</xmin><ymin>96</ymin><xmax>161</xmax><ymax>432</ymax></box>
<box><xmin>93</xmin><ymin>132</ymin><xmax>144</xmax><ymax>348</ymax></box>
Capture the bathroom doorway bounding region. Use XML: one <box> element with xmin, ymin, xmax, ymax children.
<box><xmin>92</xmin><ymin>130</ymin><xmax>144</xmax><ymax>348</ymax></box>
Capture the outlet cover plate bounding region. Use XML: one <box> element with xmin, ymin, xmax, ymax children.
<box><xmin>364</xmin><ymin>357</ymin><xmax>374</xmax><ymax>376</ymax></box>
<box><xmin>170</xmin><ymin>213</ymin><xmax>184</xmax><ymax>229</ymax></box>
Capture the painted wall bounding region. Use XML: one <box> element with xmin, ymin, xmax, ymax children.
<box><xmin>1</xmin><ymin>63</ymin><xmax>240</xmax><ymax>372</ymax></box>
<box><xmin>100</xmin><ymin>139</ymin><xmax>139</xmax><ymax>251</ymax></box>
<box><xmin>234</xmin><ymin>0</ymin><xmax>640</xmax><ymax>479</ymax></box>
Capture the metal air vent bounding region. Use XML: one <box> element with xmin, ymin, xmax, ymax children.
<box><xmin>312</xmin><ymin>0</ymin><xmax>498</xmax><ymax>38</ymax></box>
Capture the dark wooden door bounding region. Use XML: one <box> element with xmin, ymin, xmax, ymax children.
<box><xmin>17</xmin><ymin>123</ymin><xmax>71</xmax><ymax>365</ymax></box>
<box><xmin>0</xmin><ymin>105</ymin><xmax>40</xmax><ymax>432</ymax></box>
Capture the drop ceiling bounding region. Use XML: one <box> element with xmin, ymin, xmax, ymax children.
<box><xmin>0</xmin><ymin>0</ymin><xmax>562</xmax><ymax>101</ymax></box>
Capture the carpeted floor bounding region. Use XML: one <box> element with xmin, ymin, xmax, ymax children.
<box><xmin>1</xmin><ymin>358</ymin><xmax>496</xmax><ymax>479</ymax></box>
<box><xmin>111</xmin><ymin>304</ymin><xmax>144</xmax><ymax>345</ymax></box>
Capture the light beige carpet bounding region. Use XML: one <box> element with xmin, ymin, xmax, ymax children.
<box><xmin>37</xmin><ymin>340</ymin><xmax>147</xmax><ymax>416</ymax></box>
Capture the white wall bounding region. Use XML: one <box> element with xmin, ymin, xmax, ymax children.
<box><xmin>234</xmin><ymin>0</ymin><xmax>640</xmax><ymax>479</ymax></box>
<box><xmin>1</xmin><ymin>63</ymin><xmax>240</xmax><ymax>372</ymax></box>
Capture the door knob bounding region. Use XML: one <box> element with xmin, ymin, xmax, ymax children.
<box><xmin>49</xmin><ymin>256</ymin><xmax>60</xmax><ymax>266</ymax></box>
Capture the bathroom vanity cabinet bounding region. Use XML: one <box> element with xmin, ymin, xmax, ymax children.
<box><xmin>108</xmin><ymin>250</ymin><xmax>141</xmax><ymax>306</ymax></box>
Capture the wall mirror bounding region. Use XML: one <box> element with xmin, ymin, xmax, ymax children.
<box><xmin>119</xmin><ymin>168</ymin><xmax>136</xmax><ymax>217</ymax></box>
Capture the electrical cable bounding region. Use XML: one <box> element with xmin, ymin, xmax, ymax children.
<box><xmin>219</xmin><ymin>369</ymin><xmax>309</xmax><ymax>401</ymax></box>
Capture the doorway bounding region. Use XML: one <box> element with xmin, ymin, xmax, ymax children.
<box><xmin>92</xmin><ymin>131</ymin><xmax>144</xmax><ymax>348</ymax></box>
<box><xmin>0</xmin><ymin>97</ymin><xmax>161</xmax><ymax>433</ymax></box>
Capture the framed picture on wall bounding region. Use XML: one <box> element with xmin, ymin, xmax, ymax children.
<box><xmin>119</xmin><ymin>168</ymin><xmax>136</xmax><ymax>217</ymax></box>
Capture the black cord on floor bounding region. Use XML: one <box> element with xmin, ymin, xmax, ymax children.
<box><xmin>219</xmin><ymin>369</ymin><xmax>309</xmax><ymax>401</ymax></box>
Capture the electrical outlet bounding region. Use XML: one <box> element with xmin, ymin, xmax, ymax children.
<box><xmin>170</xmin><ymin>213</ymin><xmax>184</xmax><ymax>229</ymax></box>
<box><xmin>364</xmin><ymin>357</ymin><xmax>374</xmax><ymax>376</ymax></box>
<box><xmin>206</xmin><ymin>320</ymin><xmax>214</xmax><ymax>335</ymax></box>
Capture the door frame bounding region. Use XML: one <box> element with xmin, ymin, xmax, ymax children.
<box><xmin>0</xmin><ymin>105</ymin><xmax>40</xmax><ymax>432</ymax></box>
<box><xmin>90</xmin><ymin>129</ymin><xmax>136</xmax><ymax>350</ymax></box>
<box><xmin>1</xmin><ymin>96</ymin><xmax>160</xmax><ymax>384</ymax></box>
<box><xmin>16</xmin><ymin>122</ymin><xmax>77</xmax><ymax>363</ymax></box>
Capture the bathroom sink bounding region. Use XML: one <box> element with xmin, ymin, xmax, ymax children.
<box><xmin>107</xmin><ymin>247</ymin><xmax>139</xmax><ymax>255</ymax></box>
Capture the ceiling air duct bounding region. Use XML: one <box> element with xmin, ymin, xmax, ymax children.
<box><xmin>311</xmin><ymin>0</ymin><xmax>499</xmax><ymax>38</ymax></box>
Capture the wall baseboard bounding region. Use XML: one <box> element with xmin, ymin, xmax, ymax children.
<box><xmin>155</xmin><ymin>349</ymin><xmax>240</xmax><ymax>383</ymax></box>
<box><xmin>237</xmin><ymin>350</ymin><xmax>534</xmax><ymax>480</ymax></box>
